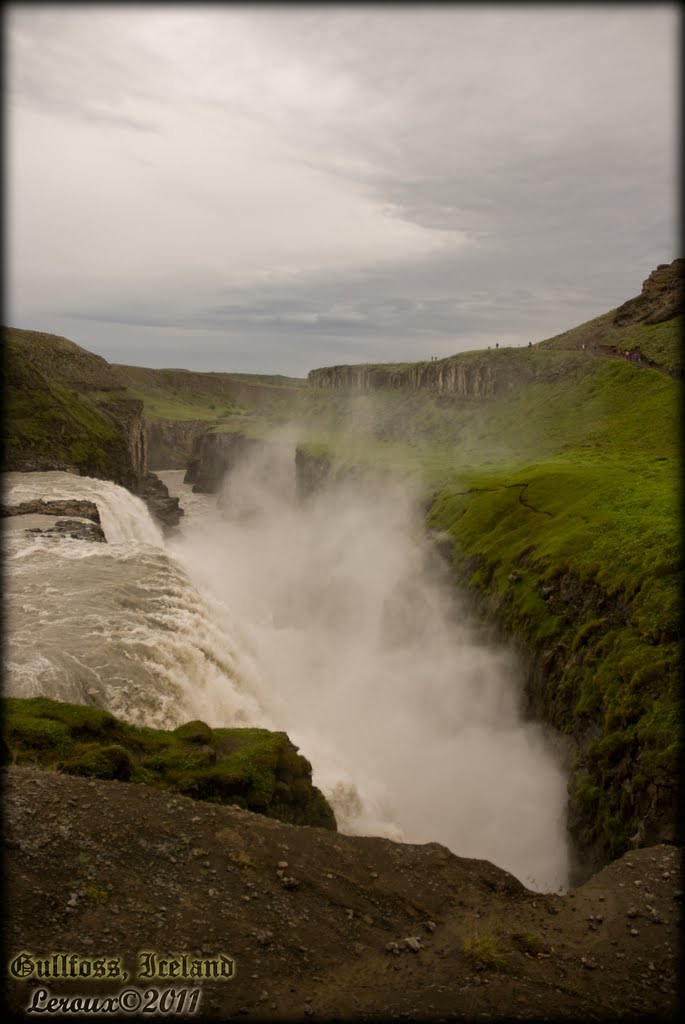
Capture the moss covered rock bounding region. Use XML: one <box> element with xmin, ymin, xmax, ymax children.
<box><xmin>3</xmin><ymin>697</ymin><xmax>336</xmax><ymax>831</ymax></box>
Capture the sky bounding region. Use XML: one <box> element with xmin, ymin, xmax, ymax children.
<box><xmin>6</xmin><ymin>4</ymin><xmax>678</xmax><ymax>377</ymax></box>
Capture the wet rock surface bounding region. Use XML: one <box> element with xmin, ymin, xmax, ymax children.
<box><xmin>1</xmin><ymin>499</ymin><xmax>101</xmax><ymax>523</ymax></box>
<box><xmin>24</xmin><ymin>518</ymin><xmax>107</xmax><ymax>543</ymax></box>
<box><xmin>134</xmin><ymin>471</ymin><xmax>183</xmax><ymax>530</ymax></box>
<box><xmin>4</xmin><ymin>766</ymin><xmax>681</xmax><ymax>1021</ymax></box>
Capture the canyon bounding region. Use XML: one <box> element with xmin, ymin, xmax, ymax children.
<box><xmin>2</xmin><ymin>259</ymin><xmax>681</xmax><ymax>1020</ymax></box>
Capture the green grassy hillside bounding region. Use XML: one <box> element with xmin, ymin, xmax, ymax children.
<box><xmin>111</xmin><ymin>364</ymin><xmax>307</xmax><ymax>424</ymax></box>
<box><xmin>296</xmin><ymin>311</ymin><xmax>681</xmax><ymax>870</ymax></box>
<box><xmin>4</xmin><ymin>331</ymin><xmax>139</xmax><ymax>484</ymax></box>
<box><xmin>2</xmin><ymin>696</ymin><xmax>335</xmax><ymax>830</ymax></box>
<box><xmin>5</xmin><ymin>264</ymin><xmax>680</xmax><ymax>872</ymax></box>
<box><xmin>539</xmin><ymin>311</ymin><xmax>681</xmax><ymax>375</ymax></box>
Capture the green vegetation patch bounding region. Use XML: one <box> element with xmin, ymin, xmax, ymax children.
<box><xmin>111</xmin><ymin>364</ymin><xmax>307</xmax><ymax>426</ymax></box>
<box><xmin>426</xmin><ymin>455</ymin><xmax>680</xmax><ymax>863</ymax></box>
<box><xmin>295</xmin><ymin>316</ymin><xmax>680</xmax><ymax>868</ymax></box>
<box><xmin>462</xmin><ymin>934</ymin><xmax>507</xmax><ymax>970</ymax></box>
<box><xmin>4</xmin><ymin>335</ymin><xmax>136</xmax><ymax>484</ymax></box>
<box><xmin>3</xmin><ymin>696</ymin><xmax>336</xmax><ymax>830</ymax></box>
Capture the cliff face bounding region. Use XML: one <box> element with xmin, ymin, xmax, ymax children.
<box><xmin>308</xmin><ymin>259</ymin><xmax>683</xmax><ymax>397</ymax></box>
<box><xmin>308</xmin><ymin>351</ymin><xmax>538</xmax><ymax>398</ymax></box>
<box><xmin>146</xmin><ymin>419</ymin><xmax>210</xmax><ymax>470</ymax></box>
<box><xmin>184</xmin><ymin>431</ymin><xmax>290</xmax><ymax>496</ymax></box>
<box><xmin>4</xmin><ymin>327</ymin><xmax>181</xmax><ymax>529</ymax></box>
<box><xmin>96</xmin><ymin>394</ymin><xmax>148</xmax><ymax>483</ymax></box>
<box><xmin>291</xmin><ymin>446</ymin><xmax>678</xmax><ymax>880</ymax></box>
<box><xmin>613</xmin><ymin>258</ymin><xmax>684</xmax><ymax>327</ymax></box>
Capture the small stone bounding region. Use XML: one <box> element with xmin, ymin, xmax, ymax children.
<box><xmin>424</xmin><ymin>921</ymin><xmax>436</xmax><ymax>933</ymax></box>
<box><xmin>627</xmin><ymin>907</ymin><xmax>638</xmax><ymax>918</ymax></box>
<box><xmin>404</xmin><ymin>936</ymin><xmax>422</xmax><ymax>952</ymax></box>
<box><xmin>278</xmin><ymin>861</ymin><xmax>289</xmax><ymax>869</ymax></box>
<box><xmin>630</xmin><ymin>928</ymin><xmax>639</xmax><ymax>936</ymax></box>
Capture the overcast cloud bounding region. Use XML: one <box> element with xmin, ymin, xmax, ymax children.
<box><xmin>6</xmin><ymin>4</ymin><xmax>678</xmax><ymax>376</ymax></box>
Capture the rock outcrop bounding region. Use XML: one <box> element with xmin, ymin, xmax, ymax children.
<box><xmin>25</xmin><ymin>519</ymin><xmax>107</xmax><ymax>543</ymax></box>
<box><xmin>0</xmin><ymin>499</ymin><xmax>102</xmax><ymax>523</ymax></box>
<box><xmin>2</xmin><ymin>499</ymin><xmax>107</xmax><ymax>541</ymax></box>
<box><xmin>134</xmin><ymin>472</ymin><xmax>183</xmax><ymax>530</ymax></box>
<box><xmin>295</xmin><ymin>446</ymin><xmax>381</xmax><ymax>501</ymax></box>
<box><xmin>3</xmin><ymin>696</ymin><xmax>335</xmax><ymax>831</ymax></box>
<box><xmin>307</xmin><ymin>350</ymin><xmax>543</xmax><ymax>398</ymax></box>
<box><xmin>146</xmin><ymin>419</ymin><xmax>209</xmax><ymax>470</ymax></box>
<box><xmin>613</xmin><ymin>258</ymin><xmax>684</xmax><ymax>327</ymax></box>
<box><xmin>5</xmin><ymin>328</ymin><xmax>146</xmax><ymax>489</ymax></box>
<box><xmin>185</xmin><ymin>432</ymin><xmax>258</xmax><ymax>493</ymax></box>
<box><xmin>308</xmin><ymin>259</ymin><xmax>683</xmax><ymax>397</ymax></box>
<box><xmin>184</xmin><ymin>431</ymin><xmax>291</xmax><ymax>497</ymax></box>
<box><xmin>4</xmin><ymin>327</ymin><xmax>182</xmax><ymax>531</ymax></box>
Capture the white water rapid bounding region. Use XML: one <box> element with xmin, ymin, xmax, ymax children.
<box><xmin>4</xmin><ymin>462</ymin><xmax>570</xmax><ymax>892</ymax></box>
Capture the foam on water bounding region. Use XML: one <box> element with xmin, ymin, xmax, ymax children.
<box><xmin>160</xmin><ymin>462</ymin><xmax>571</xmax><ymax>893</ymax></box>
<box><xmin>4</xmin><ymin>467</ymin><xmax>571</xmax><ymax>892</ymax></box>
<box><xmin>4</xmin><ymin>471</ymin><xmax>275</xmax><ymax>730</ymax></box>
<box><xmin>4</xmin><ymin>471</ymin><xmax>164</xmax><ymax>547</ymax></box>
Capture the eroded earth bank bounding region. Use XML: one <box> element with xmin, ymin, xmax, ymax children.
<box><xmin>4</xmin><ymin>766</ymin><xmax>682</xmax><ymax>1021</ymax></box>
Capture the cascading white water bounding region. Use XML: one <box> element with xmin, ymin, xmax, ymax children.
<box><xmin>4</xmin><ymin>471</ymin><xmax>274</xmax><ymax>729</ymax></box>
<box><xmin>4</xmin><ymin>471</ymin><xmax>165</xmax><ymax>547</ymax></box>
<box><xmin>4</xmin><ymin>463</ymin><xmax>570</xmax><ymax>892</ymax></box>
<box><xmin>160</xmin><ymin>449</ymin><xmax>571</xmax><ymax>893</ymax></box>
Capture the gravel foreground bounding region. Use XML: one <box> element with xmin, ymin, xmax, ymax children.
<box><xmin>3</xmin><ymin>766</ymin><xmax>682</xmax><ymax>1021</ymax></box>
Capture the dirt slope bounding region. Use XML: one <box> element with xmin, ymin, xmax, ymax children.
<box><xmin>4</xmin><ymin>767</ymin><xmax>681</xmax><ymax>1021</ymax></box>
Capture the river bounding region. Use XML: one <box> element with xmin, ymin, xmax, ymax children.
<box><xmin>4</xmin><ymin>459</ymin><xmax>570</xmax><ymax>892</ymax></box>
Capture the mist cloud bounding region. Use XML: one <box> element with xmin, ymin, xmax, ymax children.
<box><xmin>168</xmin><ymin>443</ymin><xmax>570</xmax><ymax>892</ymax></box>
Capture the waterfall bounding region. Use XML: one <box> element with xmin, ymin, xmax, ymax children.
<box><xmin>4</xmin><ymin>465</ymin><xmax>571</xmax><ymax>893</ymax></box>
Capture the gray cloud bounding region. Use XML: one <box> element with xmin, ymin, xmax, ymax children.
<box><xmin>6</xmin><ymin>5</ymin><xmax>677</xmax><ymax>375</ymax></box>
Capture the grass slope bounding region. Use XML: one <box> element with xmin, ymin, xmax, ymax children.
<box><xmin>4</xmin><ymin>334</ymin><xmax>136</xmax><ymax>483</ymax></box>
<box><xmin>298</xmin><ymin>319</ymin><xmax>681</xmax><ymax>869</ymax></box>
<box><xmin>2</xmin><ymin>696</ymin><xmax>336</xmax><ymax>830</ymax></box>
<box><xmin>112</xmin><ymin>364</ymin><xmax>307</xmax><ymax>426</ymax></box>
<box><xmin>6</xmin><ymin>297</ymin><xmax>680</xmax><ymax>870</ymax></box>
